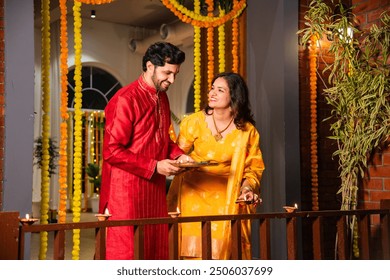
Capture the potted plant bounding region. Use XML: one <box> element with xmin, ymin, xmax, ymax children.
<box><xmin>33</xmin><ymin>136</ymin><xmax>59</xmax><ymax>222</ymax></box>
<box><xmin>85</xmin><ymin>163</ymin><xmax>101</xmax><ymax>212</ymax></box>
<box><xmin>299</xmin><ymin>0</ymin><xmax>390</xmax><ymax>257</ymax></box>
<box><xmin>34</xmin><ymin>136</ymin><xmax>59</xmax><ymax>177</ymax></box>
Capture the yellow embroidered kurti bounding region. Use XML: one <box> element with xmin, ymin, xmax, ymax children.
<box><xmin>167</xmin><ymin>111</ymin><xmax>265</xmax><ymax>259</ymax></box>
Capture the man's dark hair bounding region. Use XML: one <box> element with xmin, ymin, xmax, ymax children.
<box><xmin>142</xmin><ymin>42</ymin><xmax>185</xmax><ymax>71</ymax></box>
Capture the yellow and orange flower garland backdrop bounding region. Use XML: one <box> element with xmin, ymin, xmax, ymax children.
<box><xmin>162</xmin><ymin>0</ymin><xmax>246</xmax><ymax>28</ymax></box>
<box><xmin>40</xmin><ymin>0</ymin><xmax>244</xmax><ymax>259</ymax></box>
<box><xmin>162</xmin><ymin>0</ymin><xmax>246</xmax><ymax>111</ymax></box>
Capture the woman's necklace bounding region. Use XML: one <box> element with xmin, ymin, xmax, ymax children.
<box><xmin>212</xmin><ymin>113</ymin><xmax>234</xmax><ymax>141</ymax></box>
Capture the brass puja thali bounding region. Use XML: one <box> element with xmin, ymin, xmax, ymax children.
<box><xmin>172</xmin><ymin>161</ymin><xmax>219</xmax><ymax>168</ymax></box>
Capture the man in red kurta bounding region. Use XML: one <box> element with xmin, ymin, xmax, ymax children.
<box><xmin>99</xmin><ymin>42</ymin><xmax>187</xmax><ymax>260</ymax></box>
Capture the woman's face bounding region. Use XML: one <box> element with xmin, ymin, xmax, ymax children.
<box><xmin>208</xmin><ymin>77</ymin><xmax>231</xmax><ymax>109</ymax></box>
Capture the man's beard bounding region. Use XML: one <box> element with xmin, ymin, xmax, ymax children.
<box><xmin>151</xmin><ymin>72</ymin><xmax>170</xmax><ymax>92</ymax></box>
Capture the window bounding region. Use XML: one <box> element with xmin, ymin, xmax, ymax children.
<box><xmin>67</xmin><ymin>66</ymin><xmax>121</xmax><ymax>110</ymax></box>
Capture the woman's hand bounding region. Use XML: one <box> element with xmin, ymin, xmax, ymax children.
<box><xmin>238</xmin><ymin>186</ymin><xmax>262</xmax><ymax>207</ymax></box>
<box><xmin>176</xmin><ymin>154</ymin><xmax>194</xmax><ymax>163</ymax></box>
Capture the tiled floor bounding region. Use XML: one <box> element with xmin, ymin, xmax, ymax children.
<box><xmin>29</xmin><ymin>212</ymin><xmax>98</xmax><ymax>260</ymax></box>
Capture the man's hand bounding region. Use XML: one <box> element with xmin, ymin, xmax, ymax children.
<box><xmin>156</xmin><ymin>159</ymin><xmax>184</xmax><ymax>176</ymax></box>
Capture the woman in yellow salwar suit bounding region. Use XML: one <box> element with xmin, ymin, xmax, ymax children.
<box><xmin>167</xmin><ymin>72</ymin><xmax>265</xmax><ymax>260</ymax></box>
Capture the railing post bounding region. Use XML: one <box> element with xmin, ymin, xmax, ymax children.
<box><xmin>286</xmin><ymin>217</ymin><xmax>298</xmax><ymax>260</ymax></box>
<box><xmin>336</xmin><ymin>216</ymin><xmax>349</xmax><ymax>259</ymax></box>
<box><xmin>231</xmin><ymin>219</ymin><xmax>242</xmax><ymax>260</ymax></box>
<box><xmin>168</xmin><ymin>222</ymin><xmax>179</xmax><ymax>260</ymax></box>
<box><xmin>0</xmin><ymin>211</ymin><xmax>19</xmax><ymax>260</ymax></box>
<box><xmin>133</xmin><ymin>225</ymin><xmax>144</xmax><ymax>260</ymax></box>
<box><xmin>95</xmin><ymin>226</ymin><xmax>106</xmax><ymax>260</ymax></box>
<box><xmin>53</xmin><ymin>230</ymin><xmax>65</xmax><ymax>260</ymax></box>
<box><xmin>18</xmin><ymin>226</ymin><xmax>25</xmax><ymax>260</ymax></box>
<box><xmin>312</xmin><ymin>216</ymin><xmax>323</xmax><ymax>259</ymax></box>
<box><xmin>380</xmin><ymin>199</ymin><xmax>390</xmax><ymax>259</ymax></box>
<box><xmin>358</xmin><ymin>214</ymin><xmax>370</xmax><ymax>260</ymax></box>
<box><xmin>201</xmin><ymin>221</ymin><xmax>212</xmax><ymax>260</ymax></box>
<box><xmin>259</xmin><ymin>218</ymin><xmax>270</xmax><ymax>260</ymax></box>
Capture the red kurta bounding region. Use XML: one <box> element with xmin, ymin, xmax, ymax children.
<box><xmin>99</xmin><ymin>75</ymin><xmax>183</xmax><ymax>260</ymax></box>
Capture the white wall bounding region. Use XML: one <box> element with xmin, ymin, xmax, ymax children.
<box><xmin>4</xmin><ymin>0</ymin><xmax>35</xmax><ymax>259</ymax></box>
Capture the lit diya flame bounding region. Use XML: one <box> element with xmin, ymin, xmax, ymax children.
<box><xmin>95</xmin><ymin>208</ymin><xmax>112</xmax><ymax>221</ymax></box>
<box><xmin>19</xmin><ymin>213</ymin><xmax>38</xmax><ymax>225</ymax></box>
<box><xmin>283</xmin><ymin>203</ymin><xmax>298</xmax><ymax>213</ymax></box>
<box><xmin>168</xmin><ymin>207</ymin><xmax>181</xmax><ymax>218</ymax></box>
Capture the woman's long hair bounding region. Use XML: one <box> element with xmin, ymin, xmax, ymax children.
<box><xmin>205</xmin><ymin>72</ymin><xmax>255</xmax><ymax>130</ymax></box>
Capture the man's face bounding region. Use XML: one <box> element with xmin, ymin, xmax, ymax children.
<box><xmin>147</xmin><ymin>62</ymin><xmax>181</xmax><ymax>92</ymax></box>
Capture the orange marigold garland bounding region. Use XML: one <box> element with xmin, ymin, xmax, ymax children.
<box><xmin>38</xmin><ymin>0</ymin><xmax>51</xmax><ymax>260</ymax></box>
<box><xmin>231</xmin><ymin>0</ymin><xmax>239</xmax><ymax>73</ymax></box>
<box><xmin>58</xmin><ymin>0</ymin><xmax>69</xmax><ymax>225</ymax></box>
<box><xmin>162</xmin><ymin>0</ymin><xmax>246</xmax><ymax>28</ymax></box>
<box><xmin>72</xmin><ymin>0</ymin><xmax>83</xmax><ymax>259</ymax></box>
<box><xmin>309</xmin><ymin>35</ymin><xmax>319</xmax><ymax>211</ymax></box>
<box><xmin>76</xmin><ymin>0</ymin><xmax>113</xmax><ymax>3</ymax></box>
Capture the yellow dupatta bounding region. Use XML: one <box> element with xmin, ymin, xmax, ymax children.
<box><xmin>219</xmin><ymin>128</ymin><xmax>253</xmax><ymax>259</ymax></box>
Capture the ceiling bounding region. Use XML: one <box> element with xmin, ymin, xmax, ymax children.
<box><xmin>34</xmin><ymin>0</ymin><xmax>193</xmax><ymax>29</ymax></box>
